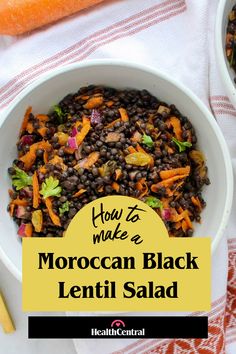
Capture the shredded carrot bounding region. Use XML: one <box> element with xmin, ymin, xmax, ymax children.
<box><xmin>174</xmin><ymin>221</ymin><xmax>182</xmax><ymax>230</ymax></box>
<box><xmin>151</xmin><ymin>174</ymin><xmax>189</xmax><ymax>192</ymax></box>
<box><xmin>115</xmin><ymin>169</ymin><xmax>122</xmax><ymax>181</ymax></box>
<box><xmin>45</xmin><ymin>198</ymin><xmax>61</xmax><ymax>226</ymax></box>
<box><xmin>105</xmin><ymin>118</ymin><xmax>121</xmax><ymax>129</ymax></box>
<box><xmin>127</xmin><ymin>146</ymin><xmax>137</xmax><ymax>153</ymax></box>
<box><xmin>25</xmin><ymin>224</ymin><xmax>33</xmax><ymax>237</ymax></box>
<box><xmin>9</xmin><ymin>203</ymin><xmax>15</xmax><ymax>217</ymax></box>
<box><xmin>119</xmin><ymin>108</ymin><xmax>129</xmax><ymax>122</ymax></box>
<box><xmin>75</xmin><ymin>116</ymin><xmax>91</xmax><ymax>146</ymax></box>
<box><xmin>170</xmin><ymin>116</ymin><xmax>182</xmax><ymax>141</ymax></box>
<box><xmin>36</xmin><ymin>114</ymin><xmax>49</xmax><ymax>122</ymax></box>
<box><xmin>136</xmin><ymin>178</ymin><xmax>149</xmax><ymax>198</ymax></box>
<box><xmin>112</xmin><ymin>182</ymin><xmax>120</xmax><ymax>192</ymax></box>
<box><xmin>43</xmin><ymin>150</ymin><xmax>49</xmax><ymax>164</ymax></box>
<box><xmin>83</xmin><ymin>96</ymin><xmax>103</xmax><ymax>109</ymax></box>
<box><xmin>106</xmin><ymin>100</ymin><xmax>114</xmax><ymax>107</ymax></box>
<box><xmin>167</xmin><ymin>146</ymin><xmax>174</xmax><ymax>154</ymax></box>
<box><xmin>20</xmin><ymin>141</ymin><xmax>51</xmax><ymax>170</ymax></box>
<box><xmin>181</xmin><ymin>220</ymin><xmax>188</xmax><ymax>233</ymax></box>
<box><xmin>32</xmin><ymin>172</ymin><xmax>40</xmax><ymax>209</ymax></box>
<box><xmin>75</xmin><ymin>151</ymin><xmax>100</xmax><ymax>169</ymax></box>
<box><xmin>191</xmin><ymin>196</ymin><xmax>202</xmax><ymax>210</ymax></box>
<box><xmin>26</xmin><ymin>121</ymin><xmax>34</xmax><ymax>134</ymax></box>
<box><xmin>81</xmin><ymin>95</ymin><xmax>90</xmax><ymax>100</ymax></box>
<box><xmin>131</xmin><ymin>131</ymin><xmax>142</xmax><ymax>142</ymax></box>
<box><xmin>160</xmin><ymin>166</ymin><xmax>190</xmax><ymax>180</ymax></box>
<box><xmin>184</xmin><ymin>212</ymin><xmax>193</xmax><ymax>229</ymax></box>
<box><xmin>49</xmin><ymin>156</ymin><xmax>67</xmax><ymax>171</ymax></box>
<box><xmin>98</xmin><ymin>186</ymin><xmax>104</xmax><ymax>193</ymax></box>
<box><xmin>39</xmin><ymin>166</ymin><xmax>47</xmax><ymax>174</ymax></box>
<box><xmin>12</xmin><ymin>198</ymin><xmax>28</xmax><ymax>206</ymax></box>
<box><xmin>73</xmin><ymin>189</ymin><xmax>87</xmax><ymax>198</ymax></box>
<box><xmin>38</xmin><ymin>127</ymin><xmax>48</xmax><ymax>137</ymax></box>
<box><xmin>20</xmin><ymin>106</ymin><xmax>32</xmax><ymax>135</ymax></box>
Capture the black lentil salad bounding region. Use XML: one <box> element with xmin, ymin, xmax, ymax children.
<box><xmin>226</xmin><ymin>4</ymin><xmax>236</xmax><ymax>78</ymax></box>
<box><xmin>7</xmin><ymin>85</ymin><xmax>210</xmax><ymax>238</ymax></box>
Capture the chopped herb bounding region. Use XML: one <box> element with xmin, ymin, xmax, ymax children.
<box><xmin>40</xmin><ymin>176</ymin><xmax>62</xmax><ymax>199</ymax></box>
<box><xmin>145</xmin><ymin>196</ymin><xmax>163</xmax><ymax>209</ymax></box>
<box><xmin>59</xmin><ymin>201</ymin><xmax>70</xmax><ymax>216</ymax></box>
<box><xmin>172</xmin><ymin>137</ymin><xmax>192</xmax><ymax>152</ymax></box>
<box><xmin>53</xmin><ymin>105</ymin><xmax>65</xmax><ymax>124</ymax></box>
<box><xmin>12</xmin><ymin>166</ymin><xmax>32</xmax><ymax>190</ymax></box>
<box><xmin>142</xmin><ymin>134</ymin><xmax>154</xmax><ymax>148</ymax></box>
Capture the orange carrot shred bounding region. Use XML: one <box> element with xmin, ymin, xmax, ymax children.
<box><xmin>75</xmin><ymin>151</ymin><xmax>100</xmax><ymax>169</ymax></box>
<box><xmin>75</xmin><ymin>117</ymin><xmax>91</xmax><ymax>146</ymax></box>
<box><xmin>136</xmin><ymin>178</ymin><xmax>149</xmax><ymax>198</ymax></box>
<box><xmin>119</xmin><ymin>108</ymin><xmax>129</xmax><ymax>122</ymax></box>
<box><xmin>8</xmin><ymin>189</ymin><xmax>14</xmax><ymax>198</ymax></box>
<box><xmin>26</xmin><ymin>121</ymin><xmax>34</xmax><ymax>134</ymax></box>
<box><xmin>43</xmin><ymin>150</ymin><xmax>49</xmax><ymax>164</ymax></box>
<box><xmin>112</xmin><ymin>182</ymin><xmax>120</xmax><ymax>192</ymax></box>
<box><xmin>115</xmin><ymin>169</ymin><xmax>122</xmax><ymax>181</ymax></box>
<box><xmin>36</xmin><ymin>114</ymin><xmax>49</xmax><ymax>122</ymax></box>
<box><xmin>73</xmin><ymin>189</ymin><xmax>87</xmax><ymax>198</ymax></box>
<box><xmin>83</xmin><ymin>96</ymin><xmax>103</xmax><ymax>109</ymax></box>
<box><xmin>20</xmin><ymin>141</ymin><xmax>51</xmax><ymax>170</ymax></box>
<box><xmin>127</xmin><ymin>146</ymin><xmax>137</xmax><ymax>153</ymax></box>
<box><xmin>9</xmin><ymin>203</ymin><xmax>15</xmax><ymax>217</ymax></box>
<box><xmin>191</xmin><ymin>196</ymin><xmax>202</xmax><ymax>210</ymax></box>
<box><xmin>45</xmin><ymin>198</ymin><xmax>61</xmax><ymax>226</ymax></box>
<box><xmin>170</xmin><ymin>116</ymin><xmax>182</xmax><ymax>141</ymax></box>
<box><xmin>25</xmin><ymin>224</ymin><xmax>33</xmax><ymax>237</ymax></box>
<box><xmin>181</xmin><ymin>220</ymin><xmax>188</xmax><ymax>233</ymax></box>
<box><xmin>12</xmin><ymin>198</ymin><xmax>28</xmax><ymax>206</ymax></box>
<box><xmin>32</xmin><ymin>172</ymin><xmax>40</xmax><ymax>209</ymax></box>
<box><xmin>106</xmin><ymin>100</ymin><xmax>114</xmax><ymax>107</ymax></box>
<box><xmin>38</xmin><ymin>127</ymin><xmax>48</xmax><ymax>137</ymax></box>
<box><xmin>98</xmin><ymin>186</ymin><xmax>104</xmax><ymax>193</ymax></box>
<box><xmin>151</xmin><ymin>174</ymin><xmax>189</xmax><ymax>192</ymax></box>
<box><xmin>20</xmin><ymin>106</ymin><xmax>32</xmax><ymax>134</ymax></box>
<box><xmin>160</xmin><ymin>166</ymin><xmax>190</xmax><ymax>180</ymax></box>
<box><xmin>105</xmin><ymin>118</ymin><xmax>121</xmax><ymax>129</ymax></box>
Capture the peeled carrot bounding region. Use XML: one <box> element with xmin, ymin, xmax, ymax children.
<box><xmin>45</xmin><ymin>198</ymin><xmax>61</xmax><ymax>226</ymax></box>
<box><xmin>25</xmin><ymin>224</ymin><xmax>33</xmax><ymax>237</ymax></box>
<box><xmin>170</xmin><ymin>116</ymin><xmax>182</xmax><ymax>141</ymax></box>
<box><xmin>160</xmin><ymin>166</ymin><xmax>190</xmax><ymax>180</ymax></box>
<box><xmin>136</xmin><ymin>178</ymin><xmax>148</xmax><ymax>198</ymax></box>
<box><xmin>105</xmin><ymin>118</ymin><xmax>121</xmax><ymax>129</ymax></box>
<box><xmin>20</xmin><ymin>140</ymin><xmax>51</xmax><ymax>170</ymax></box>
<box><xmin>73</xmin><ymin>189</ymin><xmax>87</xmax><ymax>198</ymax></box>
<box><xmin>20</xmin><ymin>107</ymin><xmax>32</xmax><ymax>135</ymax></box>
<box><xmin>0</xmin><ymin>0</ymin><xmax>107</xmax><ymax>36</ymax></box>
<box><xmin>32</xmin><ymin>172</ymin><xmax>40</xmax><ymax>209</ymax></box>
<box><xmin>127</xmin><ymin>146</ymin><xmax>137</xmax><ymax>154</ymax></box>
<box><xmin>75</xmin><ymin>151</ymin><xmax>100</xmax><ymax>169</ymax></box>
<box><xmin>151</xmin><ymin>174</ymin><xmax>189</xmax><ymax>192</ymax></box>
<box><xmin>83</xmin><ymin>96</ymin><xmax>103</xmax><ymax>109</ymax></box>
<box><xmin>119</xmin><ymin>108</ymin><xmax>129</xmax><ymax>122</ymax></box>
<box><xmin>75</xmin><ymin>117</ymin><xmax>91</xmax><ymax>146</ymax></box>
<box><xmin>112</xmin><ymin>182</ymin><xmax>120</xmax><ymax>192</ymax></box>
<box><xmin>191</xmin><ymin>196</ymin><xmax>202</xmax><ymax>210</ymax></box>
<box><xmin>11</xmin><ymin>198</ymin><xmax>28</xmax><ymax>206</ymax></box>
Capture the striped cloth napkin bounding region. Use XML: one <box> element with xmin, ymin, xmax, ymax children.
<box><xmin>0</xmin><ymin>0</ymin><xmax>235</xmax><ymax>353</ymax></box>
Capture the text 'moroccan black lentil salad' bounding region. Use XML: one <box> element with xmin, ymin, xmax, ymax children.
<box><xmin>7</xmin><ymin>85</ymin><xmax>210</xmax><ymax>238</ymax></box>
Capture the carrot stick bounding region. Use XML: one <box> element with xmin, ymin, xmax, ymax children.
<box><xmin>119</xmin><ymin>108</ymin><xmax>129</xmax><ymax>122</ymax></box>
<box><xmin>170</xmin><ymin>116</ymin><xmax>182</xmax><ymax>141</ymax></box>
<box><xmin>160</xmin><ymin>166</ymin><xmax>190</xmax><ymax>180</ymax></box>
<box><xmin>112</xmin><ymin>182</ymin><xmax>120</xmax><ymax>192</ymax></box>
<box><xmin>75</xmin><ymin>151</ymin><xmax>100</xmax><ymax>169</ymax></box>
<box><xmin>75</xmin><ymin>117</ymin><xmax>91</xmax><ymax>146</ymax></box>
<box><xmin>36</xmin><ymin>114</ymin><xmax>49</xmax><ymax>122</ymax></box>
<box><xmin>45</xmin><ymin>198</ymin><xmax>61</xmax><ymax>226</ymax></box>
<box><xmin>83</xmin><ymin>96</ymin><xmax>103</xmax><ymax>109</ymax></box>
<box><xmin>9</xmin><ymin>203</ymin><xmax>15</xmax><ymax>217</ymax></box>
<box><xmin>38</xmin><ymin>127</ymin><xmax>48</xmax><ymax>137</ymax></box>
<box><xmin>0</xmin><ymin>0</ymin><xmax>107</xmax><ymax>36</ymax></box>
<box><xmin>11</xmin><ymin>198</ymin><xmax>28</xmax><ymax>206</ymax></box>
<box><xmin>20</xmin><ymin>107</ymin><xmax>32</xmax><ymax>135</ymax></box>
<box><xmin>20</xmin><ymin>141</ymin><xmax>51</xmax><ymax>170</ymax></box>
<box><xmin>115</xmin><ymin>169</ymin><xmax>122</xmax><ymax>181</ymax></box>
<box><xmin>105</xmin><ymin>118</ymin><xmax>121</xmax><ymax>129</ymax></box>
<box><xmin>136</xmin><ymin>178</ymin><xmax>148</xmax><ymax>198</ymax></box>
<box><xmin>191</xmin><ymin>196</ymin><xmax>202</xmax><ymax>210</ymax></box>
<box><xmin>106</xmin><ymin>100</ymin><xmax>114</xmax><ymax>107</ymax></box>
<box><xmin>151</xmin><ymin>174</ymin><xmax>189</xmax><ymax>192</ymax></box>
<box><xmin>73</xmin><ymin>189</ymin><xmax>87</xmax><ymax>198</ymax></box>
<box><xmin>127</xmin><ymin>146</ymin><xmax>137</xmax><ymax>154</ymax></box>
<box><xmin>25</xmin><ymin>224</ymin><xmax>33</xmax><ymax>237</ymax></box>
<box><xmin>32</xmin><ymin>172</ymin><xmax>40</xmax><ymax>209</ymax></box>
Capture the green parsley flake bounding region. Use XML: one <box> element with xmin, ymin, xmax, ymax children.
<box><xmin>142</xmin><ymin>134</ymin><xmax>154</xmax><ymax>148</ymax></box>
<box><xmin>172</xmin><ymin>137</ymin><xmax>192</xmax><ymax>152</ymax></box>
<box><xmin>145</xmin><ymin>196</ymin><xmax>163</xmax><ymax>209</ymax></box>
<box><xmin>12</xmin><ymin>166</ymin><xmax>32</xmax><ymax>190</ymax></box>
<box><xmin>59</xmin><ymin>201</ymin><xmax>70</xmax><ymax>216</ymax></box>
<box><xmin>40</xmin><ymin>176</ymin><xmax>62</xmax><ymax>199</ymax></box>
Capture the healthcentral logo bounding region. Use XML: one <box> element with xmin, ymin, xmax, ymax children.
<box><xmin>91</xmin><ymin>319</ymin><xmax>145</xmax><ymax>337</ymax></box>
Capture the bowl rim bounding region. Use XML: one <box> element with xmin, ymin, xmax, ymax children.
<box><xmin>215</xmin><ymin>0</ymin><xmax>236</xmax><ymax>107</ymax></box>
<box><xmin>0</xmin><ymin>59</ymin><xmax>233</xmax><ymax>281</ymax></box>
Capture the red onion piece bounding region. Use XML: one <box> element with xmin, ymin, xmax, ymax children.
<box><xmin>16</xmin><ymin>206</ymin><xmax>27</xmax><ymax>218</ymax></box>
<box><xmin>162</xmin><ymin>208</ymin><xmax>171</xmax><ymax>221</ymax></box>
<box><xmin>91</xmin><ymin>109</ymin><xmax>102</xmax><ymax>125</ymax></box>
<box><xmin>68</xmin><ymin>137</ymin><xmax>78</xmax><ymax>150</ymax></box>
<box><xmin>20</xmin><ymin>135</ymin><xmax>34</xmax><ymax>146</ymax></box>
<box><xmin>71</xmin><ymin>126</ymin><xmax>78</xmax><ymax>137</ymax></box>
<box><xmin>18</xmin><ymin>223</ymin><xmax>26</xmax><ymax>237</ymax></box>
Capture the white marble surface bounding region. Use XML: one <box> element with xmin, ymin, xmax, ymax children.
<box><xmin>0</xmin><ymin>259</ymin><xmax>76</xmax><ymax>354</ymax></box>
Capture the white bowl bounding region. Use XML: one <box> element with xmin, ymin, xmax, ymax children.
<box><xmin>0</xmin><ymin>60</ymin><xmax>233</xmax><ymax>281</ymax></box>
<box><xmin>216</xmin><ymin>0</ymin><xmax>236</xmax><ymax>107</ymax></box>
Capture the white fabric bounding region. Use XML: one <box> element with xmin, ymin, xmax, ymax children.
<box><xmin>0</xmin><ymin>0</ymin><xmax>235</xmax><ymax>353</ymax></box>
